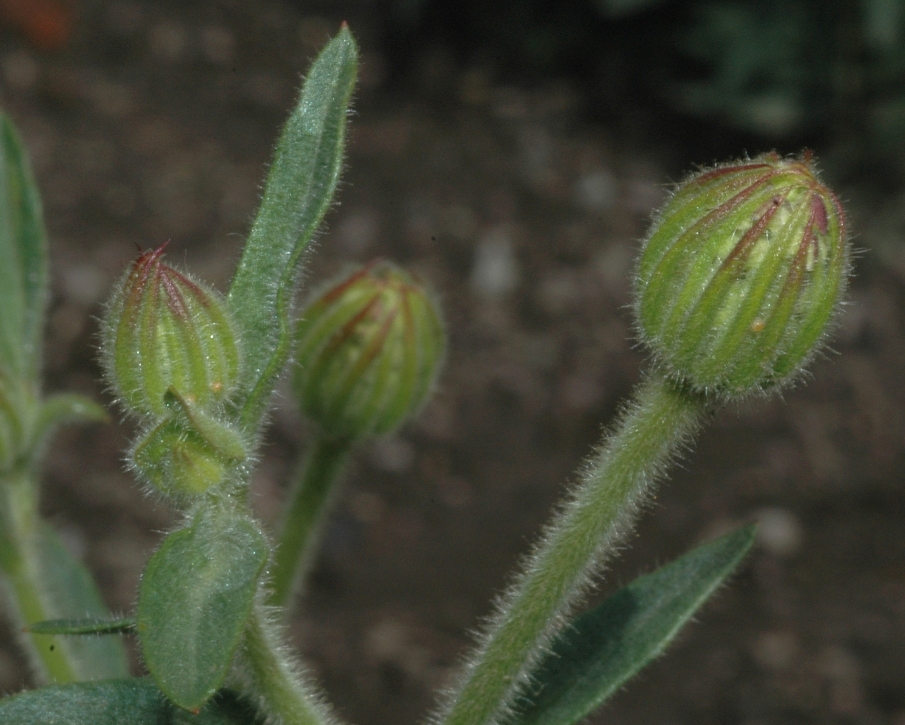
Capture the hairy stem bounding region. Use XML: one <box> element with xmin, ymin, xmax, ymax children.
<box><xmin>0</xmin><ymin>468</ymin><xmax>75</xmax><ymax>683</ymax></box>
<box><xmin>269</xmin><ymin>434</ymin><xmax>352</xmax><ymax>608</ymax></box>
<box><xmin>241</xmin><ymin>598</ymin><xmax>338</xmax><ymax>725</ymax></box>
<box><xmin>436</xmin><ymin>372</ymin><xmax>710</xmax><ymax>725</ymax></box>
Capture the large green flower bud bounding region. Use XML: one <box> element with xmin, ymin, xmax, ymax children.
<box><xmin>101</xmin><ymin>244</ymin><xmax>241</xmax><ymax>418</ymax></box>
<box><xmin>635</xmin><ymin>153</ymin><xmax>849</xmax><ymax>396</ymax></box>
<box><xmin>292</xmin><ymin>260</ymin><xmax>445</xmax><ymax>440</ymax></box>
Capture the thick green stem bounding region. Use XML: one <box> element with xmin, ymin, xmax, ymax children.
<box><xmin>0</xmin><ymin>468</ymin><xmax>75</xmax><ymax>683</ymax></box>
<box><xmin>240</xmin><ymin>599</ymin><xmax>338</xmax><ymax>725</ymax></box>
<box><xmin>437</xmin><ymin>372</ymin><xmax>710</xmax><ymax>725</ymax></box>
<box><xmin>269</xmin><ymin>434</ymin><xmax>352</xmax><ymax>607</ymax></box>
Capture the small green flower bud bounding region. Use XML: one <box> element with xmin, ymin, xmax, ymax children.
<box><xmin>635</xmin><ymin>153</ymin><xmax>849</xmax><ymax>396</ymax></box>
<box><xmin>293</xmin><ymin>260</ymin><xmax>445</xmax><ymax>440</ymax></box>
<box><xmin>133</xmin><ymin>417</ymin><xmax>230</xmax><ymax>497</ymax></box>
<box><xmin>101</xmin><ymin>243</ymin><xmax>241</xmax><ymax>418</ymax></box>
<box><xmin>132</xmin><ymin>388</ymin><xmax>247</xmax><ymax>497</ymax></box>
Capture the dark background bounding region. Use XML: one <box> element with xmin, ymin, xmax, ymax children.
<box><xmin>2</xmin><ymin>1</ymin><xmax>905</xmax><ymax>723</ymax></box>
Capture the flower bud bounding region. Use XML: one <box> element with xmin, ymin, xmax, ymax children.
<box><xmin>635</xmin><ymin>153</ymin><xmax>849</xmax><ymax>396</ymax></box>
<box><xmin>292</xmin><ymin>260</ymin><xmax>445</xmax><ymax>440</ymax></box>
<box><xmin>132</xmin><ymin>388</ymin><xmax>248</xmax><ymax>497</ymax></box>
<box><xmin>101</xmin><ymin>244</ymin><xmax>241</xmax><ymax>418</ymax></box>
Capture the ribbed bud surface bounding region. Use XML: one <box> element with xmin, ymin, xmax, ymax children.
<box><xmin>101</xmin><ymin>244</ymin><xmax>241</xmax><ymax>418</ymax></box>
<box><xmin>293</xmin><ymin>260</ymin><xmax>445</xmax><ymax>440</ymax></box>
<box><xmin>635</xmin><ymin>153</ymin><xmax>849</xmax><ymax>395</ymax></box>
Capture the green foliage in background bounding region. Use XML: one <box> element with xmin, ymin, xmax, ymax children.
<box><xmin>388</xmin><ymin>0</ymin><xmax>905</xmax><ymax>166</ymax></box>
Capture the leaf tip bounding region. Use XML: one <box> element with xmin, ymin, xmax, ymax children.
<box><xmin>739</xmin><ymin>521</ymin><xmax>758</xmax><ymax>548</ymax></box>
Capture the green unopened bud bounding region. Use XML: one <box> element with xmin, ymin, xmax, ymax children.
<box><xmin>101</xmin><ymin>243</ymin><xmax>241</xmax><ymax>418</ymax></box>
<box><xmin>293</xmin><ymin>260</ymin><xmax>445</xmax><ymax>440</ymax></box>
<box><xmin>132</xmin><ymin>388</ymin><xmax>247</xmax><ymax>497</ymax></box>
<box><xmin>635</xmin><ymin>152</ymin><xmax>850</xmax><ymax>396</ymax></box>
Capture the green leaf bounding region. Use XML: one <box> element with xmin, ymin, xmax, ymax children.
<box><xmin>0</xmin><ymin>112</ymin><xmax>48</xmax><ymax>380</ymax></box>
<box><xmin>26</xmin><ymin>617</ymin><xmax>136</xmax><ymax>636</ymax></box>
<box><xmin>507</xmin><ymin>525</ymin><xmax>756</xmax><ymax>725</ymax></box>
<box><xmin>35</xmin><ymin>394</ymin><xmax>108</xmax><ymax>433</ymax></box>
<box><xmin>0</xmin><ymin>678</ymin><xmax>265</xmax><ymax>724</ymax></box>
<box><xmin>138</xmin><ymin>507</ymin><xmax>268</xmax><ymax>712</ymax></box>
<box><xmin>35</xmin><ymin>524</ymin><xmax>131</xmax><ymax>680</ymax></box>
<box><xmin>227</xmin><ymin>26</ymin><xmax>358</xmax><ymax>431</ymax></box>
<box><xmin>28</xmin><ymin>393</ymin><xmax>108</xmax><ymax>461</ymax></box>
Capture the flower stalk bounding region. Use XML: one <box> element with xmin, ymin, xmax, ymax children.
<box><xmin>269</xmin><ymin>433</ymin><xmax>353</xmax><ymax>607</ymax></box>
<box><xmin>240</xmin><ymin>598</ymin><xmax>339</xmax><ymax>725</ymax></box>
<box><xmin>437</xmin><ymin>373</ymin><xmax>709</xmax><ymax>725</ymax></box>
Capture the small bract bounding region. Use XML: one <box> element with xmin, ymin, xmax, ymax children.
<box><xmin>635</xmin><ymin>153</ymin><xmax>849</xmax><ymax>396</ymax></box>
<box><xmin>101</xmin><ymin>243</ymin><xmax>241</xmax><ymax>418</ymax></box>
<box><xmin>293</xmin><ymin>260</ymin><xmax>445</xmax><ymax>440</ymax></box>
<box><xmin>131</xmin><ymin>388</ymin><xmax>248</xmax><ymax>498</ymax></box>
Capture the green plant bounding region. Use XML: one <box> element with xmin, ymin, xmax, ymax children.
<box><xmin>0</xmin><ymin>25</ymin><xmax>849</xmax><ymax>725</ymax></box>
<box><xmin>673</xmin><ymin>0</ymin><xmax>905</xmax><ymax>153</ymax></box>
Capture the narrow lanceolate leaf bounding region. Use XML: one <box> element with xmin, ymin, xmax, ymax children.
<box><xmin>137</xmin><ymin>508</ymin><xmax>268</xmax><ymax>712</ymax></box>
<box><xmin>26</xmin><ymin>617</ymin><xmax>135</xmax><ymax>636</ymax></box>
<box><xmin>227</xmin><ymin>26</ymin><xmax>358</xmax><ymax>430</ymax></box>
<box><xmin>0</xmin><ymin>112</ymin><xmax>47</xmax><ymax>380</ymax></box>
<box><xmin>0</xmin><ymin>678</ymin><xmax>265</xmax><ymax>724</ymax></box>
<box><xmin>35</xmin><ymin>524</ymin><xmax>131</xmax><ymax>680</ymax></box>
<box><xmin>506</xmin><ymin>525</ymin><xmax>756</xmax><ymax>725</ymax></box>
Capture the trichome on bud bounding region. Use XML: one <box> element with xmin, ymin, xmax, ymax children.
<box><xmin>634</xmin><ymin>152</ymin><xmax>849</xmax><ymax>396</ymax></box>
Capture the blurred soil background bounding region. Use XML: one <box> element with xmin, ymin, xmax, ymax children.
<box><xmin>2</xmin><ymin>1</ymin><xmax>905</xmax><ymax>723</ymax></box>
